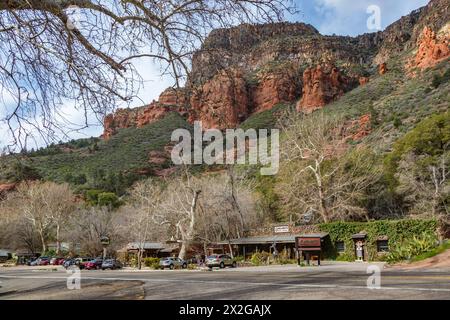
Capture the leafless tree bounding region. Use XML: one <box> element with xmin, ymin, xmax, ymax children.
<box><xmin>4</xmin><ymin>181</ymin><xmax>77</xmax><ymax>253</ymax></box>
<box><xmin>66</xmin><ymin>206</ymin><xmax>126</xmax><ymax>257</ymax></box>
<box><xmin>123</xmin><ymin>178</ymin><xmax>164</xmax><ymax>269</ymax></box>
<box><xmin>0</xmin><ymin>197</ymin><xmax>41</xmax><ymax>253</ymax></box>
<box><xmin>0</xmin><ymin>0</ymin><xmax>294</xmax><ymax>149</ymax></box>
<box><xmin>43</xmin><ymin>182</ymin><xmax>77</xmax><ymax>254</ymax></box>
<box><xmin>279</xmin><ymin>111</ymin><xmax>382</xmax><ymax>223</ymax></box>
<box><xmin>396</xmin><ymin>152</ymin><xmax>449</xmax><ymax>218</ymax></box>
<box><xmin>15</xmin><ymin>182</ymin><xmax>54</xmax><ymax>252</ymax></box>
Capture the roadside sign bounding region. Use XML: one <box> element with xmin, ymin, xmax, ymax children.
<box><xmin>274</xmin><ymin>225</ymin><xmax>290</xmax><ymax>233</ymax></box>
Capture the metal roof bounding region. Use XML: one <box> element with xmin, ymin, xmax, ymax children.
<box><xmin>352</xmin><ymin>232</ymin><xmax>368</xmax><ymax>239</ymax></box>
<box><xmin>0</xmin><ymin>249</ymin><xmax>11</xmax><ymax>257</ymax></box>
<box><xmin>126</xmin><ymin>242</ymin><xmax>166</xmax><ymax>250</ymax></box>
<box><xmin>216</xmin><ymin>233</ymin><xmax>328</xmax><ymax>245</ymax></box>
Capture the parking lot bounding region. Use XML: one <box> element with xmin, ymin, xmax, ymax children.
<box><xmin>1</xmin><ymin>262</ymin><xmax>450</xmax><ymax>300</ymax></box>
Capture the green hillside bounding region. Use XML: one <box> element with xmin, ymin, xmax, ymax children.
<box><xmin>0</xmin><ymin>112</ymin><xmax>192</xmax><ymax>193</ymax></box>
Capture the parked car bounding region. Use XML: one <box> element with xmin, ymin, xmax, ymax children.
<box><xmin>37</xmin><ymin>256</ymin><xmax>50</xmax><ymax>266</ymax></box>
<box><xmin>63</xmin><ymin>259</ymin><xmax>77</xmax><ymax>269</ymax></box>
<box><xmin>159</xmin><ymin>257</ymin><xmax>187</xmax><ymax>270</ymax></box>
<box><xmin>101</xmin><ymin>259</ymin><xmax>122</xmax><ymax>270</ymax></box>
<box><xmin>75</xmin><ymin>257</ymin><xmax>93</xmax><ymax>269</ymax></box>
<box><xmin>84</xmin><ymin>258</ymin><xmax>103</xmax><ymax>270</ymax></box>
<box><xmin>206</xmin><ymin>254</ymin><xmax>236</xmax><ymax>269</ymax></box>
<box><xmin>50</xmin><ymin>257</ymin><xmax>65</xmax><ymax>265</ymax></box>
<box><xmin>28</xmin><ymin>258</ymin><xmax>39</xmax><ymax>266</ymax></box>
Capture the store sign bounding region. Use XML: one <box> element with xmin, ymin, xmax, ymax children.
<box><xmin>274</xmin><ymin>225</ymin><xmax>290</xmax><ymax>233</ymax></box>
<box><xmin>297</xmin><ymin>237</ymin><xmax>321</xmax><ymax>251</ymax></box>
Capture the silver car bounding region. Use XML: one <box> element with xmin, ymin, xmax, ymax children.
<box><xmin>206</xmin><ymin>254</ymin><xmax>237</xmax><ymax>269</ymax></box>
<box><xmin>159</xmin><ymin>257</ymin><xmax>187</xmax><ymax>270</ymax></box>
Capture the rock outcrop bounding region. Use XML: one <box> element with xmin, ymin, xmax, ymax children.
<box><xmin>378</xmin><ymin>63</ymin><xmax>388</xmax><ymax>75</ymax></box>
<box><xmin>102</xmin><ymin>108</ymin><xmax>140</xmax><ymax>140</ymax></box>
<box><xmin>0</xmin><ymin>183</ymin><xmax>16</xmax><ymax>198</ymax></box>
<box><xmin>409</xmin><ymin>26</ymin><xmax>450</xmax><ymax>71</ymax></box>
<box><xmin>250</xmin><ymin>66</ymin><xmax>300</xmax><ymax>113</ymax></box>
<box><xmin>189</xmin><ymin>69</ymin><xmax>249</xmax><ymax>129</ymax></box>
<box><xmin>102</xmin><ymin>88</ymin><xmax>187</xmax><ymax>139</ymax></box>
<box><xmin>296</xmin><ymin>65</ymin><xmax>352</xmax><ymax>113</ymax></box>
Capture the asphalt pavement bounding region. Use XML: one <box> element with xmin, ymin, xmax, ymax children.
<box><xmin>1</xmin><ymin>262</ymin><xmax>450</xmax><ymax>300</ymax></box>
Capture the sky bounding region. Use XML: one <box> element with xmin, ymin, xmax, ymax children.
<box><xmin>0</xmin><ymin>0</ymin><xmax>430</xmax><ymax>150</ymax></box>
<box><xmin>292</xmin><ymin>0</ymin><xmax>429</xmax><ymax>36</ymax></box>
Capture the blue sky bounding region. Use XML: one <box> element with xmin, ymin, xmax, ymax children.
<box><xmin>291</xmin><ymin>0</ymin><xmax>429</xmax><ymax>36</ymax></box>
<box><xmin>1</xmin><ymin>0</ymin><xmax>430</xmax><ymax>150</ymax></box>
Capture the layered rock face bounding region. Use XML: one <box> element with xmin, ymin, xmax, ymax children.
<box><xmin>296</xmin><ymin>65</ymin><xmax>353</xmax><ymax>113</ymax></box>
<box><xmin>102</xmin><ymin>88</ymin><xmax>187</xmax><ymax>139</ymax></box>
<box><xmin>101</xmin><ymin>0</ymin><xmax>449</xmax><ymax>138</ymax></box>
<box><xmin>102</xmin><ymin>108</ymin><xmax>140</xmax><ymax>139</ymax></box>
<box><xmin>250</xmin><ymin>66</ymin><xmax>300</xmax><ymax>113</ymax></box>
<box><xmin>189</xmin><ymin>69</ymin><xmax>249</xmax><ymax>129</ymax></box>
<box><xmin>409</xmin><ymin>26</ymin><xmax>450</xmax><ymax>71</ymax></box>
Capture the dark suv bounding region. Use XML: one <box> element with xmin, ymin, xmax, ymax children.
<box><xmin>206</xmin><ymin>254</ymin><xmax>237</xmax><ymax>269</ymax></box>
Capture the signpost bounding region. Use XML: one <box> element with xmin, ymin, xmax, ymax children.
<box><xmin>100</xmin><ymin>236</ymin><xmax>110</xmax><ymax>261</ymax></box>
<box><xmin>295</xmin><ymin>234</ymin><xmax>328</xmax><ymax>266</ymax></box>
<box><xmin>274</xmin><ymin>225</ymin><xmax>290</xmax><ymax>233</ymax></box>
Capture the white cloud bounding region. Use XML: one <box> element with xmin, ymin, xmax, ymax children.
<box><xmin>310</xmin><ymin>0</ymin><xmax>430</xmax><ymax>36</ymax></box>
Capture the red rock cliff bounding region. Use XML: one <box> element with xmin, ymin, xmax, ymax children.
<box><xmin>296</xmin><ymin>65</ymin><xmax>350</xmax><ymax>113</ymax></box>
<box><xmin>250</xmin><ymin>66</ymin><xmax>300</xmax><ymax>113</ymax></box>
<box><xmin>102</xmin><ymin>88</ymin><xmax>187</xmax><ymax>139</ymax></box>
<box><xmin>189</xmin><ymin>69</ymin><xmax>249</xmax><ymax>129</ymax></box>
<box><xmin>409</xmin><ymin>26</ymin><xmax>449</xmax><ymax>71</ymax></box>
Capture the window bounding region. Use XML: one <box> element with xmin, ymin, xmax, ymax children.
<box><xmin>377</xmin><ymin>240</ymin><xmax>389</xmax><ymax>252</ymax></box>
<box><xmin>336</xmin><ymin>241</ymin><xmax>345</xmax><ymax>253</ymax></box>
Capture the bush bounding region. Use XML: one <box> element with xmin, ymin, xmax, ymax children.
<box><xmin>143</xmin><ymin>257</ymin><xmax>160</xmax><ymax>269</ymax></box>
<box><xmin>386</xmin><ymin>232</ymin><xmax>438</xmax><ymax>263</ymax></box>
<box><xmin>250</xmin><ymin>252</ymin><xmax>272</xmax><ymax>266</ymax></box>
<box><xmin>335</xmin><ymin>253</ymin><xmax>354</xmax><ymax>262</ymax></box>
<box><xmin>187</xmin><ymin>264</ymin><xmax>197</xmax><ymax>270</ymax></box>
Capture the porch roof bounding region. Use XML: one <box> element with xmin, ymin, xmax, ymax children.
<box><xmin>216</xmin><ymin>233</ymin><xmax>328</xmax><ymax>245</ymax></box>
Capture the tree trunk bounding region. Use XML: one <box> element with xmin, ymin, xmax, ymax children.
<box><xmin>228</xmin><ymin>242</ymin><xmax>234</xmax><ymax>259</ymax></box>
<box><xmin>39</xmin><ymin>230</ymin><xmax>47</xmax><ymax>254</ymax></box>
<box><xmin>179</xmin><ymin>241</ymin><xmax>188</xmax><ymax>260</ymax></box>
<box><xmin>138</xmin><ymin>248</ymin><xmax>143</xmax><ymax>270</ymax></box>
<box><xmin>56</xmin><ymin>224</ymin><xmax>61</xmax><ymax>255</ymax></box>
<box><xmin>178</xmin><ymin>190</ymin><xmax>201</xmax><ymax>260</ymax></box>
<box><xmin>314</xmin><ymin>167</ymin><xmax>330</xmax><ymax>223</ymax></box>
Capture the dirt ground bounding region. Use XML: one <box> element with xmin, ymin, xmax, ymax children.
<box><xmin>389</xmin><ymin>249</ymin><xmax>450</xmax><ymax>270</ymax></box>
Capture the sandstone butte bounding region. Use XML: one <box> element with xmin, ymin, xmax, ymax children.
<box><xmin>101</xmin><ymin>17</ymin><xmax>449</xmax><ymax>139</ymax></box>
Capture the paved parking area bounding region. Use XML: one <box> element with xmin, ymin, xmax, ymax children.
<box><xmin>1</xmin><ymin>262</ymin><xmax>450</xmax><ymax>300</ymax></box>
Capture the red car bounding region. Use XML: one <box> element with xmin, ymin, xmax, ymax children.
<box><xmin>50</xmin><ymin>257</ymin><xmax>65</xmax><ymax>265</ymax></box>
<box><xmin>83</xmin><ymin>259</ymin><xmax>103</xmax><ymax>270</ymax></box>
